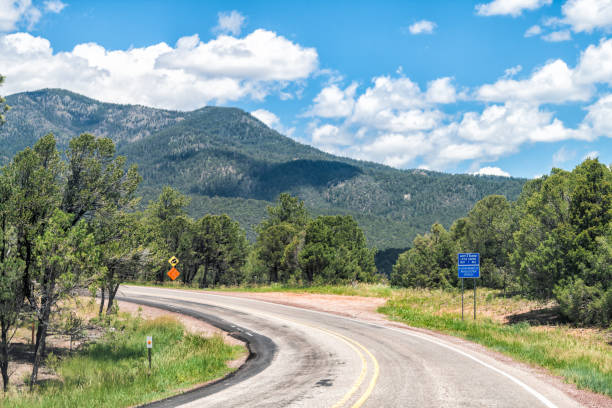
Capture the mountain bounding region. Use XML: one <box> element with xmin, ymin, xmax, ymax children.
<box><xmin>1</xmin><ymin>89</ymin><xmax>526</xmax><ymax>257</ymax></box>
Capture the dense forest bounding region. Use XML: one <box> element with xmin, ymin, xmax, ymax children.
<box><xmin>391</xmin><ymin>159</ymin><xmax>612</xmax><ymax>326</ymax></box>
<box><xmin>0</xmin><ymin>89</ymin><xmax>526</xmax><ymax>252</ymax></box>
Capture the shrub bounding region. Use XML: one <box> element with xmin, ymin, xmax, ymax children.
<box><xmin>554</xmin><ymin>278</ymin><xmax>611</xmax><ymax>326</ymax></box>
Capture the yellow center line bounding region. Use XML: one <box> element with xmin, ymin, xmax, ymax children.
<box><xmin>349</xmin><ymin>340</ymin><xmax>380</xmax><ymax>408</ymax></box>
<box><xmin>288</xmin><ymin>319</ymin><xmax>380</xmax><ymax>408</ymax></box>
<box><xmin>124</xmin><ymin>290</ymin><xmax>380</xmax><ymax>407</ymax></box>
<box><xmin>329</xmin><ymin>331</ymin><xmax>368</xmax><ymax>408</ymax></box>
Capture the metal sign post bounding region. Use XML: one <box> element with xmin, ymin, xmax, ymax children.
<box><xmin>458</xmin><ymin>253</ymin><xmax>480</xmax><ymax>320</ymax></box>
<box><xmin>461</xmin><ymin>278</ymin><xmax>464</xmax><ymax>320</ymax></box>
<box><xmin>474</xmin><ymin>278</ymin><xmax>477</xmax><ymax>320</ymax></box>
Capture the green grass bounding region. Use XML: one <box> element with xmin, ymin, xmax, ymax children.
<box><xmin>2</xmin><ymin>314</ymin><xmax>244</xmax><ymax>408</ymax></box>
<box><xmin>211</xmin><ymin>282</ymin><xmax>394</xmax><ymax>298</ymax></box>
<box><xmin>126</xmin><ymin>280</ymin><xmax>394</xmax><ymax>298</ymax></box>
<box><xmin>380</xmin><ymin>289</ymin><xmax>612</xmax><ymax>398</ymax></box>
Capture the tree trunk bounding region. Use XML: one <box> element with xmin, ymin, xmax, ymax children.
<box><xmin>98</xmin><ymin>286</ymin><xmax>105</xmax><ymax>317</ymax></box>
<box><xmin>200</xmin><ymin>261</ymin><xmax>209</xmax><ymax>288</ymax></box>
<box><xmin>30</xmin><ymin>303</ymin><xmax>50</xmax><ymax>391</ymax></box>
<box><xmin>30</xmin><ymin>273</ymin><xmax>55</xmax><ymax>391</ymax></box>
<box><xmin>106</xmin><ymin>283</ymin><xmax>120</xmax><ymax>315</ymax></box>
<box><xmin>1</xmin><ymin>324</ymin><xmax>9</xmax><ymax>392</ymax></box>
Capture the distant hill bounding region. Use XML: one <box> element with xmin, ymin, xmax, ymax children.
<box><xmin>1</xmin><ymin>89</ymin><xmax>526</xmax><ymax>256</ymax></box>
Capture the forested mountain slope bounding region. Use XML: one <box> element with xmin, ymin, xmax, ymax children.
<box><xmin>1</xmin><ymin>89</ymin><xmax>526</xmax><ymax>249</ymax></box>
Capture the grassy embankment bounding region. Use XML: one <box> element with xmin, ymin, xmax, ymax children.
<box><xmin>128</xmin><ymin>281</ymin><xmax>612</xmax><ymax>397</ymax></box>
<box><xmin>2</xmin><ymin>306</ymin><xmax>245</xmax><ymax>408</ymax></box>
<box><xmin>380</xmin><ymin>288</ymin><xmax>612</xmax><ymax>398</ymax></box>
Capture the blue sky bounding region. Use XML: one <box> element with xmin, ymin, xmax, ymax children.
<box><xmin>0</xmin><ymin>0</ymin><xmax>611</xmax><ymax>178</ymax></box>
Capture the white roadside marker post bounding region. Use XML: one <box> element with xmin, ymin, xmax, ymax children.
<box><xmin>147</xmin><ymin>336</ymin><xmax>152</xmax><ymax>371</ymax></box>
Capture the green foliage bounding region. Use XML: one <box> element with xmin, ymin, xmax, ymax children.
<box><xmin>33</xmin><ymin>210</ymin><xmax>98</xmax><ymax>296</ymax></box>
<box><xmin>253</xmin><ymin>194</ymin><xmax>379</xmax><ymax>285</ymax></box>
<box><xmin>142</xmin><ymin>188</ymin><xmax>249</xmax><ymax>288</ymax></box>
<box><xmin>255</xmin><ymin>194</ymin><xmax>309</xmax><ymax>283</ymax></box>
<box><xmin>299</xmin><ymin>215</ymin><xmax>378</xmax><ymax>284</ymax></box>
<box><xmin>191</xmin><ymin>214</ymin><xmax>248</xmax><ymax>287</ymax></box>
<box><xmin>454</xmin><ymin>195</ymin><xmax>514</xmax><ymax>289</ymax></box>
<box><xmin>0</xmin><ymin>131</ymin><xmax>144</xmax><ymax>389</ymax></box>
<box><xmin>261</xmin><ymin>193</ymin><xmax>308</xmax><ymax>229</ymax></box>
<box><xmin>256</xmin><ymin>222</ymin><xmax>300</xmax><ymax>283</ymax></box>
<box><xmin>390</xmin><ymin>223</ymin><xmax>456</xmax><ymax>288</ymax></box>
<box><xmin>553</xmin><ymin>278</ymin><xmax>611</xmax><ymax>326</ymax></box>
<box><xmin>392</xmin><ymin>159</ymin><xmax>612</xmax><ymax>326</ymax></box>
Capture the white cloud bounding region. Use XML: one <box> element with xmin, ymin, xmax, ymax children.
<box><xmin>425</xmin><ymin>77</ymin><xmax>457</xmax><ymax>104</ymax></box>
<box><xmin>552</xmin><ymin>146</ymin><xmax>576</xmax><ymax>164</ymax></box>
<box><xmin>408</xmin><ymin>20</ymin><xmax>436</xmax><ymax>35</ymax></box>
<box><xmin>304</xmin><ymin>37</ymin><xmax>612</xmax><ymax>171</ymax></box>
<box><xmin>582</xmin><ymin>93</ymin><xmax>612</xmax><ymax>137</ymax></box>
<box><xmin>503</xmin><ymin>65</ymin><xmax>523</xmax><ymax>78</ymax></box>
<box><xmin>477</xmin><ymin>59</ymin><xmax>591</xmax><ymax>104</ymax></box>
<box><xmin>251</xmin><ymin>108</ymin><xmax>295</xmax><ymax>137</ymax></box>
<box><xmin>574</xmin><ymin>38</ymin><xmax>612</xmax><ymax>85</ymax></box>
<box><xmin>542</xmin><ymin>30</ymin><xmax>571</xmax><ymax>42</ymax></box>
<box><xmin>475</xmin><ymin>0</ymin><xmax>552</xmax><ymax>17</ymax></box>
<box><xmin>311</xmin><ymin>124</ymin><xmax>353</xmax><ymax>146</ymax></box>
<box><xmin>251</xmin><ymin>109</ymin><xmax>278</xmax><ymax>127</ymax></box>
<box><xmin>583</xmin><ymin>150</ymin><xmax>599</xmax><ymax>159</ymax></box>
<box><xmin>361</xmin><ymin>133</ymin><xmax>428</xmax><ymax>168</ymax></box>
<box><xmin>308</xmin><ymin>83</ymin><xmax>357</xmax><ymax>118</ymax></box>
<box><xmin>348</xmin><ymin>76</ymin><xmax>456</xmax><ymax>133</ymax></box>
<box><xmin>213</xmin><ymin>10</ymin><xmax>246</xmax><ymax>36</ymax></box>
<box><xmin>157</xmin><ymin>30</ymin><xmax>317</xmax><ymax>81</ymax></box>
<box><xmin>561</xmin><ymin>0</ymin><xmax>612</xmax><ymax>33</ymax></box>
<box><xmin>308</xmin><ymin>71</ymin><xmax>588</xmax><ymax>170</ymax></box>
<box><xmin>479</xmin><ymin>38</ymin><xmax>612</xmax><ymax>105</ymax></box>
<box><xmin>472</xmin><ymin>167</ymin><xmax>511</xmax><ymax>177</ymax></box>
<box><xmin>44</xmin><ymin>0</ymin><xmax>66</xmax><ymax>13</ymax></box>
<box><xmin>0</xmin><ymin>0</ymin><xmax>40</xmax><ymax>31</ymax></box>
<box><xmin>0</xmin><ymin>30</ymin><xmax>318</xmax><ymax>110</ymax></box>
<box><xmin>524</xmin><ymin>25</ymin><xmax>542</xmax><ymax>37</ymax></box>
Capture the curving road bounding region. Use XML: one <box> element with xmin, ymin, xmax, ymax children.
<box><xmin>118</xmin><ymin>286</ymin><xmax>583</xmax><ymax>408</ymax></box>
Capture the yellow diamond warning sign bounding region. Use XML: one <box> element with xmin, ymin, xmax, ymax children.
<box><xmin>167</xmin><ymin>267</ymin><xmax>180</xmax><ymax>281</ymax></box>
<box><xmin>168</xmin><ymin>256</ymin><xmax>179</xmax><ymax>266</ymax></box>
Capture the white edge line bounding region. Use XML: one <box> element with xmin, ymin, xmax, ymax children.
<box><xmin>124</xmin><ymin>287</ymin><xmax>559</xmax><ymax>408</ymax></box>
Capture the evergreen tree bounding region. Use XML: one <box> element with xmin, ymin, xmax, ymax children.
<box><xmin>391</xmin><ymin>223</ymin><xmax>455</xmax><ymax>288</ymax></box>
<box><xmin>299</xmin><ymin>215</ymin><xmax>377</xmax><ymax>284</ymax></box>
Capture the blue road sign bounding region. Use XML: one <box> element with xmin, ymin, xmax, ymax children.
<box><xmin>458</xmin><ymin>253</ymin><xmax>480</xmax><ymax>278</ymax></box>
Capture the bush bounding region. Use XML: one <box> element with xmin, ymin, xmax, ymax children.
<box><xmin>595</xmin><ymin>288</ymin><xmax>612</xmax><ymax>326</ymax></box>
<box><xmin>554</xmin><ymin>278</ymin><xmax>612</xmax><ymax>326</ymax></box>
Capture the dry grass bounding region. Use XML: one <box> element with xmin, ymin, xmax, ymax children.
<box><xmin>381</xmin><ymin>287</ymin><xmax>612</xmax><ymax>397</ymax></box>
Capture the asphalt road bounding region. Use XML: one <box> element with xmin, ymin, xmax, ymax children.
<box><xmin>118</xmin><ymin>286</ymin><xmax>583</xmax><ymax>408</ymax></box>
